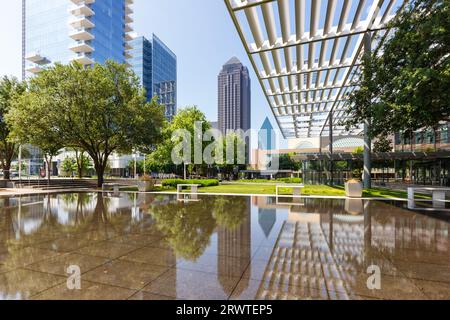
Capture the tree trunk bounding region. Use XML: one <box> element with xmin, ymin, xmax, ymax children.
<box><xmin>3</xmin><ymin>162</ymin><xmax>11</xmax><ymax>180</ymax></box>
<box><xmin>75</xmin><ymin>150</ymin><xmax>84</xmax><ymax>179</ymax></box>
<box><xmin>45</xmin><ymin>156</ymin><xmax>53</xmax><ymax>185</ymax></box>
<box><xmin>94</xmin><ymin>161</ymin><xmax>105</xmax><ymax>188</ymax></box>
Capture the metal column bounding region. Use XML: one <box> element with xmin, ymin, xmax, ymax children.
<box><xmin>363</xmin><ymin>32</ymin><xmax>372</xmax><ymax>189</ymax></box>
<box><xmin>329</xmin><ymin>112</ymin><xmax>334</xmax><ymax>186</ymax></box>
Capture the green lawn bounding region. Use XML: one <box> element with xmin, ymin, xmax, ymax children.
<box><xmin>138</xmin><ymin>183</ymin><xmax>431</xmax><ymax>200</ymax></box>
<box><xmin>200</xmin><ymin>184</ymin><xmax>431</xmax><ymax>199</ymax></box>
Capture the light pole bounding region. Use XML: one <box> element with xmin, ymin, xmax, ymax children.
<box><xmin>18</xmin><ymin>145</ymin><xmax>22</xmax><ymax>182</ymax></box>
<box><xmin>133</xmin><ymin>151</ymin><xmax>138</xmax><ymax>179</ymax></box>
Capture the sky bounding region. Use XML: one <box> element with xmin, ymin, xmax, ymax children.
<box><xmin>0</xmin><ymin>0</ymin><xmax>283</xmax><ymax>145</ymax></box>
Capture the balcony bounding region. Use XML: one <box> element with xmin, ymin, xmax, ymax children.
<box><xmin>70</xmin><ymin>0</ymin><xmax>94</xmax><ymax>4</ymax></box>
<box><xmin>125</xmin><ymin>51</ymin><xmax>133</xmax><ymax>59</ymax></box>
<box><xmin>69</xmin><ymin>16</ymin><xmax>95</xmax><ymax>29</ymax></box>
<box><xmin>125</xmin><ymin>42</ymin><xmax>132</xmax><ymax>50</ymax></box>
<box><xmin>125</xmin><ymin>33</ymin><xmax>133</xmax><ymax>41</ymax></box>
<box><xmin>25</xmin><ymin>52</ymin><xmax>46</xmax><ymax>64</ymax></box>
<box><xmin>125</xmin><ymin>15</ymin><xmax>133</xmax><ymax>24</ymax></box>
<box><xmin>125</xmin><ymin>24</ymin><xmax>133</xmax><ymax>33</ymax></box>
<box><xmin>71</xmin><ymin>54</ymin><xmax>94</xmax><ymax>65</ymax></box>
<box><xmin>25</xmin><ymin>64</ymin><xmax>43</xmax><ymax>74</ymax></box>
<box><xmin>69</xmin><ymin>4</ymin><xmax>95</xmax><ymax>17</ymax></box>
<box><xmin>69</xmin><ymin>41</ymin><xmax>94</xmax><ymax>53</ymax></box>
<box><xmin>70</xmin><ymin>28</ymin><xmax>94</xmax><ymax>41</ymax></box>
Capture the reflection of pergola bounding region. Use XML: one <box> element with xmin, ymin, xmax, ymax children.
<box><xmin>225</xmin><ymin>0</ymin><xmax>407</xmax><ymax>187</ymax></box>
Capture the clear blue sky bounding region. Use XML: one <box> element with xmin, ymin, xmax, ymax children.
<box><xmin>0</xmin><ymin>0</ymin><xmax>281</xmax><ymax>142</ymax></box>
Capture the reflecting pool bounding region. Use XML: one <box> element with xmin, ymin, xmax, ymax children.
<box><xmin>0</xmin><ymin>192</ymin><xmax>449</xmax><ymax>300</ymax></box>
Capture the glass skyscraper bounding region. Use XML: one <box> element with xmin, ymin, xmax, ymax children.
<box><xmin>128</xmin><ymin>34</ymin><xmax>177</xmax><ymax>120</ymax></box>
<box><xmin>23</xmin><ymin>0</ymin><xmax>133</xmax><ymax>77</ymax></box>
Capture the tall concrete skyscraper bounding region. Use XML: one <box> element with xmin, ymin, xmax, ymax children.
<box><xmin>218</xmin><ymin>57</ymin><xmax>251</xmax><ymax>134</ymax></box>
<box><xmin>129</xmin><ymin>34</ymin><xmax>177</xmax><ymax>120</ymax></box>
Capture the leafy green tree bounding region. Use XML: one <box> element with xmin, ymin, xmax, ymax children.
<box><xmin>373</xmin><ymin>135</ymin><xmax>393</xmax><ymax>153</ymax></box>
<box><xmin>61</xmin><ymin>157</ymin><xmax>77</xmax><ymax>177</ymax></box>
<box><xmin>212</xmin><ymin>132</ymin><xmax>246</xmax><ymax>178</ymax></box>
<box><xmin>7</xmin><ymin>61</ymin><xmax>165</xmax><ymax>187</ymax></box>
<box><xmin>147</xmin><ymin>106</ymin><xmax>211</xmax><ymax>176</ymax></box>
<box><xmin>269</xmin><ymin>153</ymin><xmax>301</xmax><ymax>171</ymax></box>
<box><xmin>0</xmin><ymin>76</ymin><xmax>26</xmax><ymax>180</ymax></box>
<box><xmin>344</xmin><ymin>0</ymin><xmax>450</xmax><ymax>138</ymax></box>
<box><xmin>74</xmin><ymin>149</ymin><xmax>92</xmax><ymax>178</ymax></box>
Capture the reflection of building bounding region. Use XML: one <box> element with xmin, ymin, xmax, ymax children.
<box><xmin>129</xmin><ymin>34</ymin><xmax>177</xmax><ymax>120</ymax></box>
<box><xmin>217</xmin><ymin>198</ymin><xmax>251</xmax><ymax>293</ymax></box>
<box><xmin>252</xmin><ymin>200</ymin><xmax>449</xmax><ymax>299</ymax></box>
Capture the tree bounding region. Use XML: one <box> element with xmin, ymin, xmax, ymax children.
<box><xmin>147</xmin><ymin>106</ymin><xmax>211</xmax><ymax>176</ymax></box>
<box><xmin>344</xmin><ymin>0</ymin><xmax>450</xmax><ymax>138</ymax></box>
<box><xmin>61</xmin><ymin>157</ymin><xmax>77</xmax><ymax>177</ymax></box>
<box><xmin>0</xmin><ymin>76</ymin><xmax>26</xmax><ymax>180</ymax></box>
<box><xmin>73</xmin><ymin>149</ymin><xmax>91</xmax><ymax>178</ymax></box>
<box><xmin>7</xmin><ymin>61</ymin><xmax>165</xmax><ymax>187</ymax></box>
<box><xmin>215</xmin><ymin>132</ymin><xmax>246</xmax><ymax>178</ymax></box>
<box><xmin>373</xmin><ymin>135</ymin><xmax>393</xmax><ymax>153</ymax></box>
<box><xmin>269</xmin><ymin>153</ymin><xmax>301</xmax><ymax>171</ymax></box>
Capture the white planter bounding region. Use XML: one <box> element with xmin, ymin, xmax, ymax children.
<box><xmin>345</xmin><ymin>181</ymin><xmax>363</xmax><ymax>198</ymax></box>
<box><xmin>345</xmin><ymin>199</ymin><xmax>363</xmax><ymax>215</ymax></box>
<box><xmin>138</xmin><ymin>180</ymin><xmax>154</xmax><ymax>192</ymax></box>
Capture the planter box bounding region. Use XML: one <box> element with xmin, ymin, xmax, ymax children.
<box><xmin>138</xmin><ymin>180</ymin><xmax>154</xmax><ymax>192</ymax></box>
<box><xmin>345</xmin><ymin>181</ymin><xmax>363</xmax><ymax>198</ymax></box>
<box><xmin>345</xmin><ymin>199</ymin><xmax>363</xmax><ymax>215</ymax></box>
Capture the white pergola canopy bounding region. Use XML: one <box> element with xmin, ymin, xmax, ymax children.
<box><xmin>225</xmin><ymin>0</ymin><xmax>406</xmax><ymax>139</ymax></box>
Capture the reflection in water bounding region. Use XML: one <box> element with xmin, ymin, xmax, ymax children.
<box><xmin>0</xmin><ymin>193</ymin><xmax>449</xmax><ymax>300</ymax></box>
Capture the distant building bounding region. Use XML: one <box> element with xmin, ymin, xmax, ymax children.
<box><xmin>218</xmin><ymin>57</ymin><xmax>251</xmax><ymax>163</ymax></box>
<box><xmin>129</xmin><ymin>34</ymin><xmax>177</xmax><ymax>120</ymax></box>
<box><xmin>218</xmin><ymin>57</ymin><xmax>251</xmax><ymax>134</ymax></box>
<box><xmin>210</xmin><ymin>121</ymin><xmax>219</xmax><ymax>131</ymax></box>
<box><xmin>258</xmin><ymin>117</ymin><xmax>275</xmax><ymax>151</ymax></box>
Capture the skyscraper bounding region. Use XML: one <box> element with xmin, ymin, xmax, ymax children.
<box><xmin>23</xmin><ymin>0</ymin><xmax>133</xmax><ymax>78</ymax></box>
<box><xmin>218</xmin><ymin>57</ymin><xmax>251</xmax><ymax>134</ymax></box>
<box><xmin>129</xmin><ymin>35</ymin><xmax>177</xmax><ymax>120</ymax></box>
<box><xmin>258</xmin><ymin>117</ymin><xmax>275</xmax><ymax>151</ymax></box>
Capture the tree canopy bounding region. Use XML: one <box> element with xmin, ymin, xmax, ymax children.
<box><xmin>344</xmin><ymin>0</ymin><xmax>450</xmax><ymax>138</ymax></box>
<box><xmin>0</xmin><ymin>76</ymin><xmax>26</xmax><ymax>180</ymax></box>
<box><xmin>7</xmin><ymin>61</ymin><xmax>165</xmax><ymax>186</ymax></box>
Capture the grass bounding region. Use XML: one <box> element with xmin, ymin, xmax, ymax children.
<box><xmin>120</xmin><ymin>183</ymin><xmax>432</xmax><ymax>200</ymax></box>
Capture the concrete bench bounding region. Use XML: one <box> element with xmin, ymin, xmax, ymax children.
<box><xmin>408</xmin><ymin>187</ymin><xmax>450</xmax><ymax>209</ymax></box>
<box><xmin>177</xmin><ymin>184</ymin><xmax>201</xmax><ymax>194</ymax></box>
<box><xmin>276</xmin><ymin>185</ymin><xmax>305</xmax><ymax>197</ymax></box>
<box><xmin>102</xmin><ymin>183</ymin><xmax>120</xmax><ymax>193</ymax></box>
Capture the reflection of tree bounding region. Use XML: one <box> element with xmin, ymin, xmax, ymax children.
<box><xmin>149</xmin><ymin>198</ymin><xmax>217</xmax><ymax>261</ymax></box>
<box><xmin>212</xmin><ymin>197</ymin><xmax>247</xmax><ymax>230</ymax></box>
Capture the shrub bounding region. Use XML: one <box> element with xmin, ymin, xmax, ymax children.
<box><xmin>162</xmin><ymin>179</ymin><xmax>219</xmax><ymax>188</ymax></box>
<box><xmin>276</xmin><ymin>178</ymin><xmax>303</xmax><ymax>184</ymax></box>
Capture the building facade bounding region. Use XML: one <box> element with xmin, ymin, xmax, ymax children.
<box><xmin>23</xmin><ymin>0</ymin><xmax>133</xmax><ymax>77</ymax></box>
<box><xmin>128</xmin><ymin>35</ymin><xmax>177</xmax><ymax>120</ymax></box>
<box><xmin>218</xmin><ymin>57</ymin><xmax>251</xmax><ymax>134</ymax></box>
<box><xmin>22</xmin><ymin>0</ymin><xmax>134</xmax><ymax>176</ymax></box>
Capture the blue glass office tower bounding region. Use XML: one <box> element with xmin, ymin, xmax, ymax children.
<box><xmin>258</xmin><ymin>117</ymin><xmax>275</xmax><ymax>151</ymax></box>
<box><xmin>23</xmin><ymin>0</ymin><xmax>133</xmax><ymax>77</ymax></box>
<box><xmin>128</xmin><ymin>34</ymin><xmax>177</xmax><ymax>120</ymax></box>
